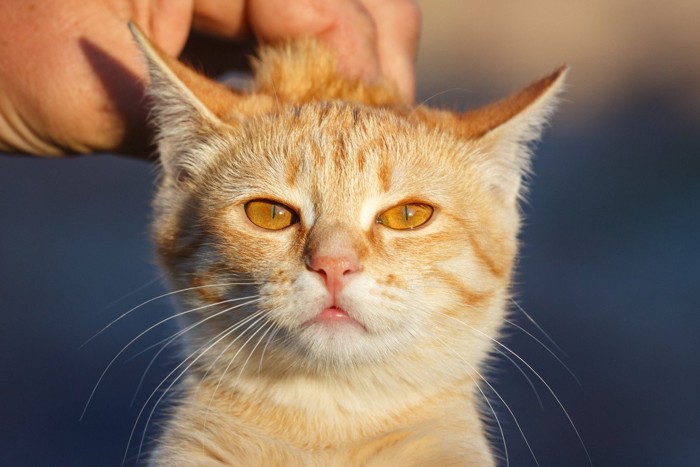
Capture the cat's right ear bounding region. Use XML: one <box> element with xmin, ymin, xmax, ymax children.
<box><xmin>128</xmin><ymin>23</ymin><xmax>241</xmax><ymax>184</ymax></box>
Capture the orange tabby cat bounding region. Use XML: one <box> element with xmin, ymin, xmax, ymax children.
<box><xmin>128</xmin><ymin>24</ymin><xmax>565</xmax><ymax>466</ymax></box>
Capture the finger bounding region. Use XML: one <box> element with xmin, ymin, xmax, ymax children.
<box><xmin>191</xmin><ymin>0</ymin><xmax>248</xmax><ymax>38</ymax></box>
<box><xmin>358</xmin><ymin>0</ymin><xmax>420</xmax><ymax>102</ymax></box>
<box><xmin>247</xmin><ymin>0</ymin><xmax>382</xmax><ymax>83</ymax></box>
<box><xmin>146</xmin><ymin>0</ymin><xmax>195</xmax><ymax>56</ymax></box>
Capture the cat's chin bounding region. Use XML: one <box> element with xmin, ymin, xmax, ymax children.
<box><xmin>291</xmin><ymin>305</ymin><xmax>386</xmax><ymax>367</ymax></box>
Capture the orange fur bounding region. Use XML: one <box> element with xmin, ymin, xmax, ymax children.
<box><xmin>128</xmin><ymin>23</ymin><xmax>566</xmax><ymax>466</ymax></box>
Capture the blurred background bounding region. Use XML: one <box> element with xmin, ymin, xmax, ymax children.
<box><xmin>1</xmin><ymin>1</ymin><xmax>698</xmax><ymax>465</ymax></box>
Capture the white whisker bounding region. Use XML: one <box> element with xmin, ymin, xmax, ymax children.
<box><xmin>438</xmin><ymin>311</ymin><xmax>592</xmax><ymax>466</ymax></box>
<box><xmin>495</xmin><ymin>348</ymin><xmax>545</xmax><ymax>411</ymax></box>
<box><xmin>127</xmin><ymin>307</ymin><xmax>267</xmax><ymax>465</ymax></box>
<box><xmin>432</xmin><ymin>332</ymin><xmax>541</xmax><ymax>467</ymax></box>
<box><xmin>127</xmin><ymin>297</ymin><xmax>261</xmax><ymax>407</ymax></box>
<box><xmin>510</xmin><ymin>298</ymin><xmax>568</xmax><ymax>358</ymax></box>
<box><xmin>95</xmin><ymin>274</ymin><xmax>164</xmax><ymax>315</ymax></box>
<box><xmin>257</xmin><ymin>325</ymin><xmax>280</xmax><ymax>376</ymax></box>
<box><xmin>81</xmin><ymin>296</ymin><xmax>258</xmax><ymax>420</ymax></box>
<box><xmin>408</xmin><ymin>87</ymin><xmax>471</xmax><ymax>119</ymax></box>
<box><xmin>200</xmin><ymin>313</ymin><xmax>272</xmax><ymax>431</ymax></box>
<box><xmin>81</xmin><ymin>281</ymin><xmax>257</xmax><ymax>348</ymax></box>
<box><xmin>505</xmin><ymin>318</ymin><xmax>580</xmax><ymax>385</ymax></box>
<box><xmin>195</xmin><ymin>310</ymin><xmax>268</xmax><ymax>390</ymax></box>
<box><xmin>237</xmin><ymin>321</ymin><xmax>275</xmax><ymax>382</ymax></box>
<box><xmin>126</xmin><ymin>295</ymin><xmax>259</xmax><ymax>363</ymax></box>
<box><xmin>426</xmin><ymin>333</ymin><xmax>510</xmax><ymax>467</ymax></box>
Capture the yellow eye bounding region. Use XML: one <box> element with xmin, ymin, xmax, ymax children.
<box><xmin>377</xmin><ymin>203</ymin><xmax>434</xmax><ymax>230</ymax></box>
<box><xmin>244</xmin><ymin>200</ymin><xmax>299</xmax><ymax>230</ymax></box>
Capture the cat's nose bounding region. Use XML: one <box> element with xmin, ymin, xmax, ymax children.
<box><xmin>307</xmin><ymin>254</ymin><xmax>360</xmax><ymax>294</ymax></box>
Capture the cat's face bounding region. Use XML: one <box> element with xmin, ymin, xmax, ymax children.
<box><xmin>132</xmin><ymin>27</ymin><xmax>564</xmax><ymax>378</ymax></box>
<box><xmin>155</xmin><ymin>102</ymin><xmax>517</xmax><ymax>372</ymax></box>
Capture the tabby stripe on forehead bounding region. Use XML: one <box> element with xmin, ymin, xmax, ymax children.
<box><xmin>351</xmin><ymin>107</ymin><xmax>360</xmax><ymax>125</ymax></box>
<box><xmin>311</xmin><ymin>143</ymin><xmax>323</xmax><ymax>164</ymax></box>
<box><xmin>356</xmin><ymin>146</ymin><xmax>366</xmax><ymax>171</ymax></box>
<box><xmin>285</xmin><ymin>158</ymin><xmax>300</xmax><ymax>186</ymax></box>
<box><xmin>378</xmin><ymin>157</ymin><xmax>391</xmax><ymax>192</ymax></box>
<box><xmin>335</xmin><ymin>131</ymin><xmax>348</xmax><ymax>165</ymax></box>
<box><xmin>316</xmin><ymin>104</ymin><xmax>331</xmax><ymax>123</ymax></box>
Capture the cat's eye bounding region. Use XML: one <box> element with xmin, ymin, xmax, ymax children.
<box><xmin>244</xmin><ymin>200</ymin><xmax>300</xmax><ymax>230</ymax></box>
<box><xmin>376</xmin><ymin>203</ymin><xmax>434</xmax><ymax>230</ymax></box>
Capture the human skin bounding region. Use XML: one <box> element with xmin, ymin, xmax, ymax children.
<box><xmin>0</xmin><ymin>0</ymin><xmax>420</xmax><ymax>157</ymax></box>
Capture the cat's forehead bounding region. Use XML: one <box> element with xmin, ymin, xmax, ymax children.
<box><xmin>223</xmin><ymin>101</ymin><xmax>476</xmax><ymax>204</ymax></box>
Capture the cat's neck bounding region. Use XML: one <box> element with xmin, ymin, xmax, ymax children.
<box><xmin>184</xmin><ymin>369</ymin><xmax>481</xmax><ymax>450</ymax></box>
<box><xmin>188</xmin><ymin>342</ymin><xmax>480</xmax><ymax>421</ymax></box>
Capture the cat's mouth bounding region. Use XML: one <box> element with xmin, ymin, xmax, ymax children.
<box><xmin>305</xmin><ymin>306</ymin><xmax>367</xmax><ymax>331</ymax></box>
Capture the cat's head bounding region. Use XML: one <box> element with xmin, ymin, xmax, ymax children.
<box><xmin>130</xmin><ymin>25</ymin><xmax>565</xmax><ymax>379</ymax></box>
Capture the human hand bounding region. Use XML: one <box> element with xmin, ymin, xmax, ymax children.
<box><xmin>0</xmin><ymin>0</ymin><xmax>420</xmax><ymax>157</ymax></box>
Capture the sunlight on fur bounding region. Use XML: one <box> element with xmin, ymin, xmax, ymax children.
<box><xmin>125</xmin><ymin>23</ymin><xmax>569</xmax><ymax>466</ymax></box>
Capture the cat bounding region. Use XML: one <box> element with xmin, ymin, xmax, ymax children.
<box><xmin>127</xmin><ymin>23</ymin><xmax>565</xmax><ymax>466</ymax></box>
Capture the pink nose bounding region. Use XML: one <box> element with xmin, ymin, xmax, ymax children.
<box><xmin>307</xmin><ymin>255</ymin><xmax>360</xmax><ymax>294</ymax></box>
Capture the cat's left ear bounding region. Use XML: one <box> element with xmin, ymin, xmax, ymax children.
<box><xmin>459</xmin><ymin>66</ymin><xmax>568</xmax><ymax>203</ymax></box>
<box><xmin>128</xmin><ymin>23</ymin><xmax>243</xmax><ymax>184</ymax></box>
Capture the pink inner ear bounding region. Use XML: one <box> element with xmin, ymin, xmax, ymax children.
<box><xmin>457</xmin><ymin>65</ymin><xmax>567</xmax><ymax>139</ymax></box>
